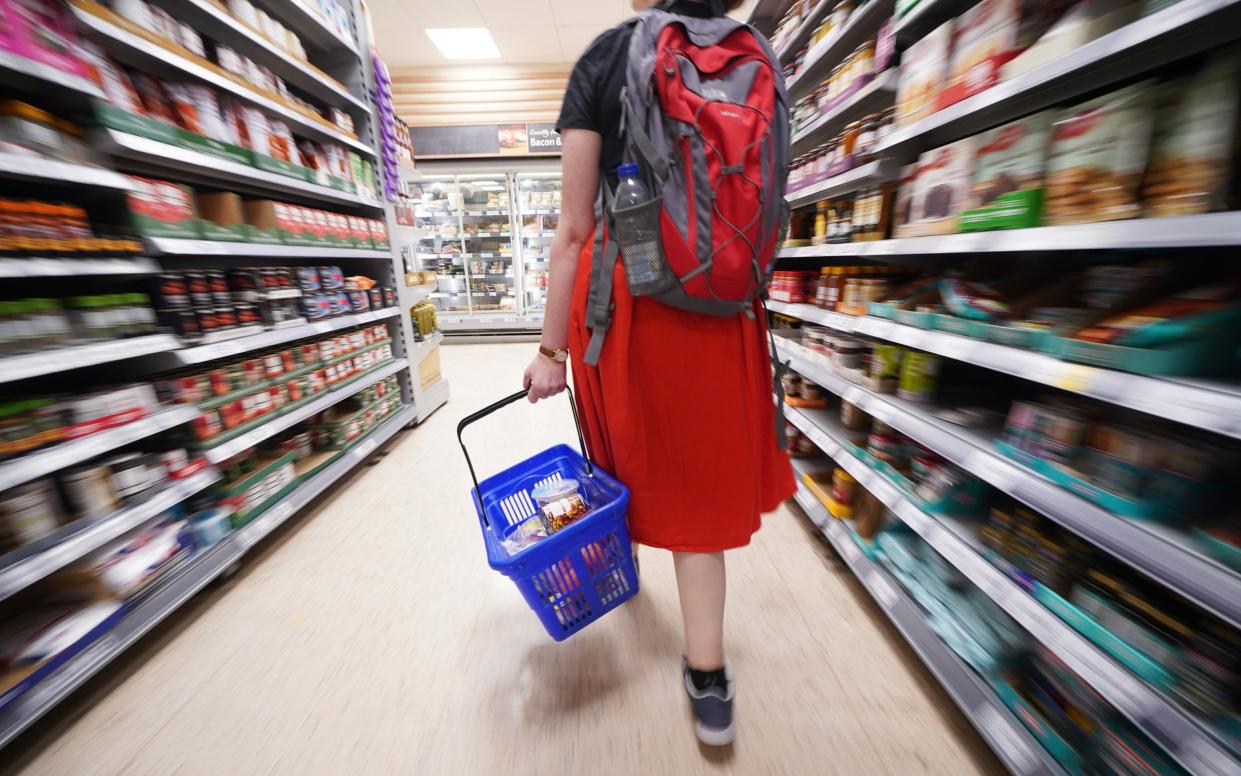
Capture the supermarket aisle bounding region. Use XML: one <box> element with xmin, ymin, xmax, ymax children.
<box><xmin>8</xmin><ymin>343</ymin><xmax>998</xmax><ymax>775</ymax></box>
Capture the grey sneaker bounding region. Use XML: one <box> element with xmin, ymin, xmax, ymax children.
<box><xmin>682</xmin><ymin>658</ymin><xmax>735</xmax><ymax>746</ymax></box>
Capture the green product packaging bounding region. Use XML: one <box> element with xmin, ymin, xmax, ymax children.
<box><xmin>173</xmin><ymin>129</ymin><xmax>252</xmax><ymax>166</ymax></box>
<box><xmin>897</xmin><ymin>350</ymin><xmax>941</xmax><ymax>402</ymax></box>
<box><xmin>89</xmin><ymin>101</ymin><xmax>180</xmax><ymax>144</ymax></box>
<box><xmin>959</xmin><ymin>112</ymin><xmax>1052</xmax><ymax>232</ymax></box>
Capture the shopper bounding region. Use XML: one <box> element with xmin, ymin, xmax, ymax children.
<box><xmin>523</xmin><ymin>0</ymin><xmax>794</xmax><ymax>747</ymax></box>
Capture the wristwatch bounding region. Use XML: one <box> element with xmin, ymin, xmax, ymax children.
<box><xmin>539</xmin><ymin>345</ymin><xmax>569</xmax><ymax>363</ymax></box>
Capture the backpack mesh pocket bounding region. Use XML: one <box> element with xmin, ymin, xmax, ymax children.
<box><xmin>610</xmin><ymin>196</ymin><xmax>676</xmax><ymax>297</ymax></box>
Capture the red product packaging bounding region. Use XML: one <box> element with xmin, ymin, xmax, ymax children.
<box><xmin>348</xmin><ymin>216</ymin><xmax>371</xmax><ymax>246</ymax></box>
<box><xmin>367</xmin><ymin>218</ymin><xmax>388</xmax><ymax>247</ymax></box>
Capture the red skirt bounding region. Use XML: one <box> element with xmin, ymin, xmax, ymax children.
<box><xmin>567</xmin><ymin>235</ymin><xmax>796</xmax><ymax>552</ymax></box>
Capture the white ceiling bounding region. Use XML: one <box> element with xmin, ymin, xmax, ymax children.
<box><xmin>370</xmin><ymin>0</ymin><xmax>758</xmax><ymax>67</ymax></box>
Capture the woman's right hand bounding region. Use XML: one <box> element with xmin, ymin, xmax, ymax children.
<box><xmin>524</xmin><ymin>354</ymin><xmax>567</xmax><ymax>403</ymax></box>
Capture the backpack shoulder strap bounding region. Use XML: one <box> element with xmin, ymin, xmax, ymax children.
<box><xmin>583</xmin><ymin>206</ymin><xmax>620</xmax><ymax>366</ymax></box>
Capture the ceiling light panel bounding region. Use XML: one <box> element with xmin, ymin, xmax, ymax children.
<box><xmin>425</xmin><ymin>28</ymin><xmax>502</xmax><ymax>60</ymax></box>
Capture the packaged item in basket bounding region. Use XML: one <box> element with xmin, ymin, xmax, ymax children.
<box><xmin>532</xmin><ymin>479</ymin><xmax>590</xmax><ymax>533</ymax></box>
<box><xmin>1142</xmin><ymin>52</ymin><xmax>1241</xmax><ymax>218</ymax></box>
<box><xmin>960</xmin><ymin>111</ymin><xmax>1053</xmax><ymax>231</ymax></box>
<box><xmin>895</xmin><ymin>19</ymin><xmax>952</xmax><ymax>127</ymax></box>
<box><xmin>1044</xmin><ymin>82</ymin><xmax>1157</xmax><ymax>225</ymax></box>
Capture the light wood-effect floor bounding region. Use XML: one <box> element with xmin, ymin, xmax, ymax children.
<box><xmin>6</xmin><ymin>343</ymin><xmax>1000</xmax><ymax>775</ymax></box>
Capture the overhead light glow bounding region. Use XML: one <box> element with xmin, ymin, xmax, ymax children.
<box><xmin>425</xmin><ymin>28</ymin><xmax>500</xmax><ymax>60</ymax></box>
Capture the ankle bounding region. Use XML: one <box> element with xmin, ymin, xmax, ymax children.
<box><xmin>688</xmin><ymin>665</ymin><xmax>728</xmax><ymax>692</ymax></box>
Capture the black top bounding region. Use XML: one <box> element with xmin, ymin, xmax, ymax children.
<box><xmin>556</xmin><ymin>1</ymin><xmax>721</xmax><ymax>187</ymax></box>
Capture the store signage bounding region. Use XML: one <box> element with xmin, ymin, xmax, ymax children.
<box><xmin>527</xmin><ymin>124</ymin><xmax>561</xmax><ymax>152</ymax></box>
<box><xmin>408</xmin><ymin>123</ymin><xmax>562</xmax><ymax>158</ymax></box>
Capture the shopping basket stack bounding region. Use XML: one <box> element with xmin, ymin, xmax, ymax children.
<box><xmin>458</xmin><ymin>389</ymin><xmax>638</xmax><ymax>641</ymax></box>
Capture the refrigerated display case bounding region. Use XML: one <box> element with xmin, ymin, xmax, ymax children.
<box><xmin>403</xmin><ymin>170</ymin><xmax>559</xmax><ymax>333</ymax></box>
<box><xmin>516</xmin><ymin>173</ymin><xmax>563</xmax><ymax>316</ymax></box>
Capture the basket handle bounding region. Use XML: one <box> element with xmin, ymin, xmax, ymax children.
<box><xmin>456</xmin><ymin>387</ymin><xmax>593</xmax><ymax>527</ymax></box>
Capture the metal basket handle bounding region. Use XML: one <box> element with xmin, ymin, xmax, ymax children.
<box><xmin>457</xmin><ymin>387</ymin><xmax>593</xmax><ymax>527</ymax></box>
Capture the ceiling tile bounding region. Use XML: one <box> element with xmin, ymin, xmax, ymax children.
<box><xmin>399</xmin><ymin>0</ymin><xmax>485</xmax><ymax>27</ymax></box>
<box><xmin>369</xmin><ymin>0</ymin><xmax>441</xmax><ymax>67</ymax></box>
<box><xmin>557</xmin><ymin>24</ymin><xmax>609</xmax><ymax>62</ymax></box>
<box><xmin>475</xmin><ymin>0</ymin><xmax>554</xmax><ymax>28</ymax></box>
<box><xmin>549</xmin><ymin>0</ymin><xmax>622</xmax><ymax>27</ymax></box>
<box><xmin>491</xmin><ymin>26</ymin><xmax>563</xmax><ymax>63</ymax></box>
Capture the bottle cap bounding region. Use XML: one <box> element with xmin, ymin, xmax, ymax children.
<box><xmin>616</xmin><ymin>163</ymin><xmax>640</xmax><ymax>178</ymax></box>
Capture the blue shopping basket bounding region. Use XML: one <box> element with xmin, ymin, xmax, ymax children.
<box><xmin>457</xmin><ymin>387</ymin><xmax>639</xmax><ymax>641</ymax></box>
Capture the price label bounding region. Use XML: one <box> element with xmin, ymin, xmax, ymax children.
<box><xmin>1052</xmin><ymin>363</ymin><xmax>1097</xmax><ymax>394</ymax></box>
<box><xmin>353</xmin><ymin>437</ymin><xmax>379</xmax><ymax>460</ymax></box>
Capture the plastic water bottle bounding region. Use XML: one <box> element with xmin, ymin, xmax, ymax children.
<box><xmin>613</xmin><ymin>163</ymin><xmax>670</xmax><ymax>295</ymax></box>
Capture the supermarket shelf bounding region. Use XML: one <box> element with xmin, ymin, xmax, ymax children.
<box><xmin>0</xmin><ymin>334</ymin><xmax>180</xmax><ymax>385</ymax></box>
<box><xmin>786</xmin><ymin>0</ymin><xmax>895</xmax><ymax>100</ymax></box>
<box><xmin>69</xmin><ymin>1</ymin><xmax>373</xmax><ymax>155</ymax></box>
<box><xmin>144</xmin><ymin>238</ymin><xmax>391</xmax><ymax>259</ymax></box>
<box><xmin>0</xmin><ymin>406</ymin><xmax>198</xmax><ymax>492</ymax></box>
<box><xmin>775</xmin><ymin>212</ymin><xmax>1241</xmax><ymax>256</ymax></box>
<box><xmin>0</xmin><ymin>152</ymin><xmax>135</xmax><ymax>192</ymax></box>
<box><xmin>97</xmin><ymin>130</ymin><xmax>380</xmax><ymax>209</ymax></box>
<box><xmin>253</xmin><ymin>0</ymin><xmax>359</xmax><ymax>56</ymax></box>
<box><xmin>778</xmin><ymin>337</ymin><xmax>1241</xmax><ymax>629</ymax></box>
<box><xmin>785</xmin><ymin>404</ymin><xmax>1239</xmax><ymax>776</ymax></box>
<box><xmin>784</xmin><ymin>159</ymin><xmax>900</xmax><ymax>208</ymax></box>
<box><xmin>790</xmin><ymin>464</ymin><xmax>1065</xmax><ymax>776</ymax></box>
<box><xmin>399</xmin><ymin>282</ymin><xmax>437</xmax><ymax>304</ymax></box>
<box><xmin>0</xmin><ymin>51</ymin><xmax>105</xmax><ymax>100</ymax></box>
<box><xmin>0</xmin><ymin>468</ymin><xmax>220</xmax><ymax>603</ymax></box>
<box><xmin>165</xmin><ymin>307</ymin><xmax>400</xmax><ymax>366</ymax></box>
<box><xmin>437</xmin><ymin>315</ymin><xmax>540</xmax><ymax>332</ymax></box>
<box><xmin>893</xmin><ymin>0</ymin><xmax>980</xmax><ymax>45</ymax></box>
<box><xmin>875</xmin><ymin>0</ymin><xmax>1241</xmax><ymax>160</ymax></box>
<box><xmin>748</xmin><ymin>0</ymin><xmax>791</xmax><ymax>32</ymax></box>
<box><xmin>791</xmin><ymin>69</ymin><xmax>898</xmax><ymax>155</ymax></box>
<box><xmin>766</xmin><ymin>300</ymin><xmax>1241</xmax><ymax>439</ymax></box>
<box><xmin>0</xmin><ymin>404</ymin><xmax>412</xmax><ymax>750</ymax></box>
<box><xmin>0</xmin><ymin>256</ymin><xmax>159</xmax><ymax>278</ymax></box>
<box><xmin>159</xmin><ymin>0</ymin><xmax>365</xmax><ymax>110</ymax></box>
<box><xmin>416</xmin><ymin>379</ymin><xmax>450</xmax><ymax>423</ymax></box>
<box><xmin>408</xmin><ymin>331</ymin><xmax>443</xmax><ymax>364</ymax></box>
<box><xmin>202</xmin><ymin>358</ymin><xmax>408</xmax><ymax>462</ymax></box>
<box><xmin>776</xmin><ymin>0</ymin><xmax>836</xmax><ymax>63</ymax></box>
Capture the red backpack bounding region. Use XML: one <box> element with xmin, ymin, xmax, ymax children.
<box><xmin>582</xmin><ymin>1</ymin><xmax>791</xmax><ymax>365</ymax></box>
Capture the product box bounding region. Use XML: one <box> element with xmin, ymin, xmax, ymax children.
<box><xmin>174</xmin><ymin>128</ymin><xmax>251</xmax><ymax>166</ymax></box>
<box><xmin>367</xmin><ymin>218</ymin><xmax>389</xmax><ymax>250</ymax></box>
<box><xmin>195</xmin><ymin>191</ymin><xmax>246</xmax><ymax>240</ymax></box>
<box><xmin>251</xmin><ymin>150</ymin><xmax>314</xmax><ymax>182</ymax></box>
<box><xmin>960</xmin><ymin>111</ymin><xmax>1052</xmax><ymax>231</ymax></box>
<box><xmin>88</xmin><ymin>100</ymin><xmax>180</xmax><ymax>144</ymax></box>
<box><xmin>1043</xmin><ymin>82</ymin><xmax>1157</xmax><ymax>226</ymax></box>
<box><xmin>1142</xmin><ymin>53</ymin><xmax>1241</xmax><ymax>218</ymax></box>
<box><xmin>905</xmin><ymin>137</ymin><xmax>978</xmax><ymax>236</ymax></box>
<box><xmin>1002</xmin><ymin>1</ymin><xmax>1141</xmax><ymax>81</ymax></box>
<box><xmin>0</xmin><ymin>0</ymin><xmax>88</xmax><ymax>78</ymax></box>
<box><xmin>895</xmin><ymin>19</ymin><xmax>953</xmax><ymax>127</ymax></box>
<box><xmin>124</xmin><ymin>176</ymin><xmax>201</xmax><ymax>238</ymax></box>
<box><xmin>242</xmin><ymin>198</ymin><xmax>294</xmax><ymax>244</ymax></box>
<box><xmin>347</xmin><ymin>215</ymin><xmax>371</xmax><ymax>247</ymax></box>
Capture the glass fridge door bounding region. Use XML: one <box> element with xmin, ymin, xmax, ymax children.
<box><xmin>457</xmin><ymin>173</ymin><xmax>517</xmax><ymax>315</ymax></box>
<box><xmin>515</xmin><ymin>173</ymin><xmax>562</xmax><ymax>317</ymax></box>
<box><xmin>410</xmin><ymin>175</ymin><xmax>469</xmax><ymax>314</ymax></box>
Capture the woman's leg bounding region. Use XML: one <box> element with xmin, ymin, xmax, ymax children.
<box><xmin>673</xmin><ymin>551</ymin><xmax>726</xmax><ymax>669</ymax></box>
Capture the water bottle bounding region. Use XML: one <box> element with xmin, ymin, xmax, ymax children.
<box><xmin>613</xmin><ymin>163</ymin><xmax>671</xmax><ymax>295</ymax></box>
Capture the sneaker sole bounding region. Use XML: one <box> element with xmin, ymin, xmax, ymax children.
<box><xmin>695</xmin><ymin>720</ymin><xmax>735</xmax><ymax>747</ymax></box>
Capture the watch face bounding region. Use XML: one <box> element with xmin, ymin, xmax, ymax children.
<box><xmin>556</xmin><ymin>351</ymin><xmax>568</xmax><ymax>362</ymax></box>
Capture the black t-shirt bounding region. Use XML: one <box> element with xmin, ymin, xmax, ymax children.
<box><xmin>556</xmin><ymin>1</ymin><xmax>720</xmax><ymax>187</ymax></box>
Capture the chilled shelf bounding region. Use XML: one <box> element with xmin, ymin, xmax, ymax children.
<box><xmin>0</xmin><ymin>406</ymin><xmax>198</xmax><ymax>492</ymax></box>
<box><xmin>201</xmin><ymin>358</ymin><xmax>408</xmax><ymax>462</ymax></box>
<box><xmin>790</xmin><ymin>460</ymin><xmax>1065</xmax><ymax>776</ymax></box>
<box><xmin>784</xmin><ymin>158</ymin><xmax>900</xmax><ymax>209</ymax></box>
<box><xmin>165</xmin><ymin>307</ymin><xmax>399</xmax><ymax>366</ymax></box>
<box><xmin>97</xmin><ymin>130</ymin><xmax>380</xmax><ymax>209</ymax></box>
<box><xmin>775</xmin><ymin>211</ymin><xmax>1241</xmax><ymax>257</ymax></box>
<box><xmin>786</xmin><ymin>0</ymin><xmax>895</xmax><ymax>100</ymax></box>
<box><xmin>0</xmin><ymin>151</ymin><xmax>135</xmax><ymax>192</ymax></box>
<box><xmin>875</xmin><ymin>0</ymin><xmax>1241</xmax><ymax>160</ymax></box>
<box><xmin>145</xmin><ymin>238</ymin><xmax>391</xmax><ymax>260</ymax></box>
<box><xmin>766</xmin><ymin>300</ymin><xmax>1241</xmax><ymax>440</ymax></box>
<box><xmin>69</xmin><ymin>0</ymin><xmax>373</xmax><ymax>155</ymax></box>
<box><xmin>0</xmin><ymin>404</ymin><xmax>412</xmax><ymax>750</ymax></box>
<box><xmin>785</xmin><ymin>403</ymin><xmax>1239</xmax><ymax>776</ymax></box>
<box><xmin>0</xmin><ymin>468</ymin><xmax>220</xmax><ymax>603</ymax></box>
<box><xmin>0</xmin><ymin>334</ymin><xmax>180</xmax><ymax>385</ymax></box>
<box><xmin>791</xmin><ymin>69</ymin><xmax>898</xmax><ymax>155</ymax></box>
<box><xmin>776</xmin><ymin>336</ymin><xmax>1241</xmax><ymax>629</ymax></box>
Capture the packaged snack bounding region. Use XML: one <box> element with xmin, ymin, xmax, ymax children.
<box><xmin>267</xmin><ymin>119</ymin><xmax>296</xmax><ymax>163</ymax></box>
<box><xmin>906</xmin><ymin>137</ymin><xmax>977</xmax><ymax>236</ymax></box>
<box><xmin>1044</xmin><ymin>82</ymin><xmax>1157</xmax><ymax>226</ymax></box>
<box><xmin>124</xmin><ymin>176</ymin><xmax>200</xmax><ymax>238</ymax></box>
<box><xmin>1142</xmin><ymin>53</ymin><xmax>1241</xmax><ymax>218</ymax></box>
<box><xmin>895</xmin><ymin>19</ymin><xmax>953</xmax><ymax>127</ymax></box>
<box><xmin>77</xmin><ymin>43</ymin><xmax>145</xmax><ymax>114</ymax></box>
<box><xmin>960</xmin><ymin>111</ymin><xmax>1052</xmax><ymax>231</ymax></box>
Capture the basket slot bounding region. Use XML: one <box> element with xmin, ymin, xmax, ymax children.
<box><xmin>495</xmin><ymin>472</ymin><xmax>565</xmax><ymax>531</ymax></box>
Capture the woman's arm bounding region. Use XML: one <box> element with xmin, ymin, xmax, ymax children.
<box><xmin>523</xmin><ymin>129</ymin><xmax>603</xmax><ymax>402</ymax></box>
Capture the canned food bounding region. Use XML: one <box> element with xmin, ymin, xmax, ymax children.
<box><xmin>186</xmin><ymin>271</ymin><xmax>212</xmax><ymax>307</ymax></box>
<box><xmin>208</xmin><ymin>271</ymin><xmax>231</xmax><ymax>304</ymax></box>
<box><xmin>62</xmin><ymin>463</ymin><xmax>119</xmax><ymax>519</ymax></box>
<box><xmin>235</xmin><ymin>303</ymin><xmax>260</xmax><ymax>327</ymax></box>
<box><xmin>215</xmin><ymin>306</ymin><xmax>239</xmax><ymax>329</ymax></box>
<box><xmin>156</xmin><ymin>273</ymin><xmax>189</xmax><ymax>308</ymax></box>
<box><xmin>195</xmin><ymin>307</ymin><xmax>219</xmax><ymax>333</ymax></box>
<box><xmin>0</xmin><ymin>480</ymin><xmax>61</xmax><ymax>549</ymax></box>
